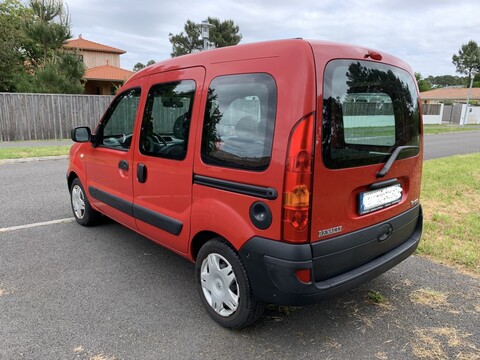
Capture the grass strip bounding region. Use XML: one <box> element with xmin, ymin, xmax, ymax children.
<box><xmin>419</xmin><ymin>153</ymin><xmax>480</xmax><ymax>275</ymax></box>
<box><xmin>0</xmin><ymin>146</ymin><xmax>71</xmax><ymax>160</ymax></box>
<box><xmin>424</xmin><ymin>124</ymin><xmax>480</xmax><ymax>135</ymax></box>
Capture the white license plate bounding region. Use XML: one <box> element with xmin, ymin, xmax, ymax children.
<box><xmin>359</xmin><ymin>184</ymin><xmax>402</xmax><ymax>215</ymax></box>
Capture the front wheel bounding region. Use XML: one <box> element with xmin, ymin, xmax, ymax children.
<box><xmin>195</xmin><ymin>239</ymin><xmax>265</xmax><ymax>328</ymax></box>
<box><xmin>70</xmin><ymin>178</ymin><xmax>100</xmax><ymax>226</ymax></box>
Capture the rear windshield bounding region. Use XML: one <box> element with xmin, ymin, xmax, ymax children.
<box><xmin>322</xmin><ymin>60</ymin><xmax>420</xmax><ymax>169</ymax></box>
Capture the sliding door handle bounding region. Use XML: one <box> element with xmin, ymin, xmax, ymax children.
<box><xmin>118</xmin><ymin>160</ymin><xmax>129</xmax><ymax>171</ymax></box>
<box><xmin>137</xmin><ymin>163</ymin><xmax>147</xmax><ymax>183</ymax></box>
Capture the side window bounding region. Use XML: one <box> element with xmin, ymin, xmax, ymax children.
<box><xmin>99</xmin><ymin>88</ymin><xmax>141</xmax><ymax>150</ymax></box>
<box><xmin>139</xmin><ymin>80</ymin><xmax>196</xmax><ymax>160</ymax></box>
<box><xmin>201</xmin><ymin>73</ymin><xmax>277</xmax><ymax>171</ymax></box>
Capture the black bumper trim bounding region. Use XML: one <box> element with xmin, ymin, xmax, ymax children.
<box><xmin>88</xmin><ymin>186</ymin><xmax>182</xmax><ymax>236</ymax></box>
<box><xmin>311</xmin><ymin>205</ymin><xmax>421</xmax><ymax>281</ymax></box>
<box><xmin>239</xmin><ymin>205</ymin><xmax>422</xmax><ymax>305</ymax></box>
<box><xmin>133</xmin><ymin>204</ymin><xmax>183</xmax><ymax>236</ymax></box>
<box><xmin>89</xmin><ymin>186</ymin><xmax>133</xmax><ymax>216</ymax></box>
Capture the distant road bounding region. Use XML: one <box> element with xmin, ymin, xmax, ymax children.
<box><xmin>423</xmin><ymin>131</ymin><xmax>480</xmax><ymax>160</ymax></box>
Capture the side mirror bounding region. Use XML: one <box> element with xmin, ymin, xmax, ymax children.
<box><xmin>71</xmin><ymin>127</ymin><xmax>91</xmax><ymax>143</ymax></box>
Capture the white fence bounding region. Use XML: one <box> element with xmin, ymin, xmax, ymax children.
<box><xmin>462</xmin><ymin>105</ymin><xmax>480</xmax><ymax>125</ymax></box>
<box><xmin>422</xmin><ymin>103</ymin><xmax>480</xmax><ymax>125</ymax></box>
<box><xmin>422</xmin><ymin>104</ymin><xmax>444</xmax><ymax>124</ymax></box>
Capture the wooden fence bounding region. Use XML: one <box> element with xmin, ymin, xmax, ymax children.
<box><xmin>0</xmin><ymin>93</ymin><xmax>114</xmax><ymax>141</ymax></box>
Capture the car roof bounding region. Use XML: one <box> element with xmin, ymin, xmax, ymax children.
<box><xmin>125</xmin><ymin>38</ymin><xmax>412</xmax><ymax>86</ymax></box>
<box><xmin>126</xmin><ymin>38</ymin><xmax>313</xmax><ymax>82</ymax></box>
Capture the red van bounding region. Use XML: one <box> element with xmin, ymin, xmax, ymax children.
<box><xmin>68</xmin><ymin>39</ymin><xmax>423</xmax><ymax>328</ymax></box>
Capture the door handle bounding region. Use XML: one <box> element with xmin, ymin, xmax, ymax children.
<box><xmin>137</xmin><ymin>163</ymin><xmax>147</xmax><ymax>183</ymax></box>
<box><xmin>118</xmin><ymin>160</ymin><xmax>129</xmax><ymax>171</ymax></box>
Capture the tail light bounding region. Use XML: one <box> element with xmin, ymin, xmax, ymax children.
<box><xmin>282</xmin><ymin>113</ymin><xmax>314</xmax><ymax>243</ymax></box>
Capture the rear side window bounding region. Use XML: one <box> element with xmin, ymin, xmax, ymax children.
<box><xmin>322</xmin><ymin>60</ymin><xmax>420</xmax><ymax>169</ymax></box>
<box><xmin>201</xmin><ymin>73</ymin><xmax>277</xmax><ymax>171</ymax></box>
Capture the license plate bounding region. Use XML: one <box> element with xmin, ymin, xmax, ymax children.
<box><xmin>359</xmin><ymin>184</ymin><xmax>402</xmax><ymax>215</ymax></box>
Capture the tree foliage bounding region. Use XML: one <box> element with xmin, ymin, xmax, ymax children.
<box><xmin>16</xmin><ymin>52</ymin><xmax>85</xmax><ymax>93</ymax></box>
<box><xmin>415</xmin><ymin>73</ymin><xmax>479</xmax><ymax>91</ymax></box>
<box><xmin>452</xmin><ymin>40</ymin><xmax>480</xmax><ymax>79</ymax></box>
<box><xmin>168</xmin><ymin>20</ymin><xmax>202</xmax><ymax>57</ymax></box>
<box><xmin>168</xmin><ymin>17</ymin><xmax>242</xmax><ymax>57</ymax></box>
<box><xmin>415</xmin><ymin>73</ymin><xmax>432</xmax><ymax>92</ymax></box>
<box><xmin>207</xmin><ymin>18</ymin><xmax>242</xmax><ymax>48</ymax></box>
<box><xmin>0</xmin><ymin>0</ymin><xmax>29</xmax><ymax>91</ymax></box>
<box><xmin>426</xmin><ymin>75</ymin><xmax>466</xmax><ymax>88</ymax></box>
<box><xmin>25</xmin><ymin>0</ymin><xmax>72</xmax><ymax>65</ymax></box>
<box><xmin>133</xmin><ymin>59</ymin><xmax>156</xmax><ymax>72</ymax></box>
<box><xmin>0</xmin><ymin>0</ymin><xmax>84</xmax><ymax>93</ymax></box>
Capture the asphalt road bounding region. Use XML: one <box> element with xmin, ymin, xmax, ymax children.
<box><xmin>0</xmin><ymin>133</ymin><xmax>479</xmax><ymax>359</ymax></box>
<box><xmin>423</xmin><ymin>131</ymin><xmax>480</xmax><ymax>160</ymax></box>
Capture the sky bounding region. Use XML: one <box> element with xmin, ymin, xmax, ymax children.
<box><xmin>65</xmin><ymin>0</ymin><xmax>480</xmax><ymax>77</ymax></box>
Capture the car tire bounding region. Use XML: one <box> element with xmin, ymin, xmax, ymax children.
<box><xmin>70</xmin><ymin>178</ymin><xmax>100</xmax><ymax>226</ymax></box>
<box><xmin>195</xmin><ymin>238</ymin><xmax>265</xmax><ymax>328</ymax></box>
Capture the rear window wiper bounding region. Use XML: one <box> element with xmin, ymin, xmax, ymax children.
<box><xmin>377</xmin><ymin>145</ymin><xmax>419</xmax><ymax>178</ymax></box>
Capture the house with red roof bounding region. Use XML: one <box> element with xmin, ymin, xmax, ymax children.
<box><xmin>421</xmin><ymin>87</ymin><xmax>480</xmax><ymax>105</ymax></box>
<box><xmin>64</xmin><ymin>35</ymin><xmax>134</xmax><ymax>95</ymax></box>
<box><xmin>420</xmin><ymin>87</ymin><xmax>480</xmax><ymax>125</ymax></box>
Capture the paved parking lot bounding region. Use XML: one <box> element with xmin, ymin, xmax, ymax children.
<box><xmin>1</xmin><ymin>145</ymin><xmax>479</xmax><ymax>359</ymax></box>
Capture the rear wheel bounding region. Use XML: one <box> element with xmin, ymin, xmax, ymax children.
<box><xmin>70</xmin><ymin>178</ymin><xmax>100</xmax><ymax>226</ymax></box>
<box><xmin>195</xmin><ymin>238</ymin><xmax>265</xmax><ymax>328</ymax></box>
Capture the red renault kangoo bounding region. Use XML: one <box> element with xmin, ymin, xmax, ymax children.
<box><xmin>68</xmin><ymin>39</ymin><xmax>423</xmax><ymax>328</ymax></box>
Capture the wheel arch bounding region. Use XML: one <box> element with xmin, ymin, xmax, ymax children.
<box><xmin>190</xmin><ymin>231</ymin><xmax>227</xmax><ymax>261</ymax></box>
<box><xmin>67</xmin><ymin>171</ymin><xmax>79</xmax><ymax>191</ymax></box>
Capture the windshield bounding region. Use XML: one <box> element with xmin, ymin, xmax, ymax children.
<box><xmin>322</xmin><ymin>60</ymin><xmax>421</xmax><ymax>169</ymax></box>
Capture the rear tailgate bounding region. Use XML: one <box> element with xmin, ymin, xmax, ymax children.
<box><xmin>309</xmin><ymin>45</ymin><xmax>423</xmax><ymax>281</ymax></box>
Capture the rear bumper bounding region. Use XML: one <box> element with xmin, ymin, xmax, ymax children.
<box><xmin>238</xmin><ymin>205</ymin><xmax>422</xmax><ymax>305</ymax></box>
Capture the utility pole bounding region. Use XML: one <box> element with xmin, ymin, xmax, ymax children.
<box><xmin>197</xmin><ymin>21</ymin><xmax>215</xmax><ymax>51</ymax></box>
<box><xmin>462</xmin><ymin>70</ymin><xmax>477</xmax><ymax>126</ymax></box>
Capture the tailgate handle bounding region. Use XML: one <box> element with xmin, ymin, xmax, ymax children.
<box><xmin>369</xmin><ymin>178</ymin><xmax>399</xmax><ymax>190</ymax></box>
